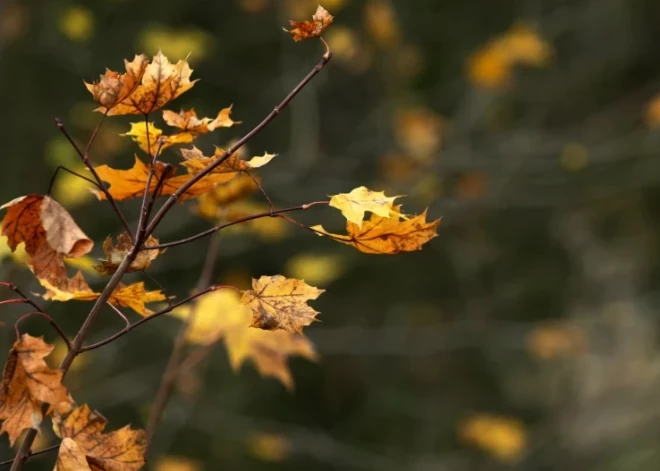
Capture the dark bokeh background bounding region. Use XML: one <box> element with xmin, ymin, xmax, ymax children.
<box><xmin>3</xmin><ymin>0</ymin><xmax>660</xmax><ymax>469</ymax></box>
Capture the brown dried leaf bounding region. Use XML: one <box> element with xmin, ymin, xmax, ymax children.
<box><xmin>180</xmin><ymin>146</ymin><xmax>276</xmax><ymax>175</ymax></box>
<box><xmin>55</xmin><ymin>438</ymin><xmax>92</xmax><ymax>471</ymax></box>
<box><xmin>37</xmin><ymin>271</ymin><xmax>99</xmax><ymax>302</ymax></box>
<box><xmin>285</xmin><ymin>5</ymin><xmax>334</xmax><ymax>41</ymax></box>
<box><xmin>94</xmin><ymin>232</ymin><xmax>164</xmax><ymax>275</ymax></box>
<box><xmin>240</xmin><ymin>275</ymin><xmax>324</xmax><ymax>334</ymax></box>
<box><xmin>0</xmin><ymin>334</ymin><xmax>70</xmax><ymax>445</ymax></box>
<box><xmin>1</xmin><ymin>195</ymin><xmax>93</xmax><ymax>285</ymax></box>
<box><xmin>311</xmin><ymin>206</ymin><xmax>440</xmax><ymax>254</ymax></box>
<box><xmin>54</xmin><ymin>404</ymin><xmax>146</xmax><ymax>471</ymax></box>
<box><xmin>94</xmin><ymin>156</ymin><xmax>235</xmax><ymax>201</ymax></box>
<box><xmin>85</xmin><ymin>55</ymin><xmax>148</xmax><ymax>110</ymax></box>
<box><xmin>162</xmin><ymin>107</ymin><xmax>240</xmax><ymax>133</ymax></box>
<box><xmin>96</xmin><ymin>51</ymin><xmax>197</xmax><ymax>116</ymax></box>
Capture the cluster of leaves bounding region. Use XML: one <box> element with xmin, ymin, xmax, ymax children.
<box><xmin>0</xmin><ymin>5</ymin><xmax>438</xmax><ymax>469</ymax></box>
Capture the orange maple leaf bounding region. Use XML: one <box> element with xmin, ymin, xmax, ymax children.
<box><xmin>54</xmin><ymin>404</ymin><xmax>146</xmax><ymax>470</ymax></box>
<box><xmin>0</xmin><ymin>195</ymin><xmax>93</xmax><ymax>285</ymax></box>
<box><xmin>180</xmin><ymin>146</ymin><xmax>276</xmax><ymax>175</ymax></box>
<box><xmin>0</xmin><ymin>334</ymin><xmax>70</xmax><ymax>445</ymax></box>
<box><xmin>94</xmin><ymin>232</ymin><xmax>164</xmax><ymax>275</ymax></box>
<box><xmin>94</xmin><ymin>156</ymin><xmax>235</xmax><ymax>201</ymax></box>
<box><xmin>312</xmin><ymin>205</ymin><xmax>440</xmax><ymax>254</ymax></box>
<box><xmin>240</xmin><ymin>275</ymin><xmax>324</xmax><ymax>334</ymax></box>
<box><xmin>285</xmin><ymin>5</ymin><xmax>334</xmax><ymax>42</ymax></box>
<box><xmin>91</xmin><ymin>51</ymin><xmax>197</xmax><ymax>116</ymax></box>
<box><xmin>162</xmin><ymin>107</ymin><xmax>240</xmax><ymax>133</ymax></box>
<box><xmin>84</xmin><ymin>54</ymin><xmax>148</xmax><ymax>110</ymax></box>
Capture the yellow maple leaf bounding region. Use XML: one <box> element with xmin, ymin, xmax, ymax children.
<box><xmin>162</xmin><ymin>107</ymin><xmax>240</xmax><ymax>133</ymax></box>
<box><xmin>37</xmin><ymin>271</ymin><xmax>99</xmax><ymax>302</ymax></box>
<box><xmin>109</xmin><ymin>282</ymin><xmax>167</xmax><ymax>316</ymax></box>
<box><xmin>329</xmin><ymin>186</ymin><xmax>400</xmax><ymax>227</ymax></box>
<box><xmin>180</xmin><ymin>146</ymin><xmax>277</xmax><ymax>175</ymax></box>
<box><xmin>285</xmin><ymin>5</ymin><xmax>334</xmax><ymax>42</ymax></box>
<box><xmin>94</xmin><ymin>232</ymin><xmax>164</xmax><ymax>275</ymax></box>
<box><xmin>240</xmin><ymin>275</ymin><xmax>324</xmax><ymax>334</ymax></box>
<box><xmin>92</xmin><ymin>51</ymin><xmax>197</xmax><ymax>116</ymax></box>
<box><xmin>122</xmin><ymin>122</ymin><xmax>193</xmax><ymax>156</ymax></box>
<box><xmin>84</xmin><ymin>54</ymin><xmax>148</xmax><ymax>110</ymax></box>
<box><xmin>94</xmin><ymin>156</ymin><xmax>234</xmax><ymax>201</ymax></box>
<box><xmin>459</xmin><ymin>414</ymin><xmax>527</xmax><ymax>462</ymax></box>
<box><xmin>312</xmin><ymin>205</ymin><xmax>439</xmax><ymax>254</ymax></box>
<box><xmin>0</xmin><ymin>334</ymin><xmax>71</xmax><ymax>445</ymax></box>
<box><xmin>53</xmin><ymin>404</ymin><xmax>146</xmax><ymax>470</ymax></box>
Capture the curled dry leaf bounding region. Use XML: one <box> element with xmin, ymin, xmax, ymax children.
<box><xmin>53</xmin><ymin>404</ymin><xmax>146</xmax><ymax>471</ymax></box>
<box><xmin>240</xmin><ymin>275</ymin><xmax>324</xmax><ymax>334</ymax></box>
<box><xmin>162</xmin><ymin>107</ymin><xmax>240</xmax><ymax>133</ymax></box>
<box><xmin>92</xmin><ymin>51</ymin><xmax>197</xmax><ymax>116</ymax></box>
<box><xmin>172</xmin><ymin>289</ymin><xmax>317</xmax><ymax>390</ymax></box>
<box><xmin>285</xmin><ymin>5</ymin><xmax>334</xmax><ymax>41</ymax></box>
<box><xmin>1</xmin><ymin>195</ymin><xmax>93</xmax><ymax>285</ymax></box>
<box><xmin>55</xmin><ymin>437</ymin><xmax>91</xmax><ymax>471</ymax></box>
<box><xmin>180</xmin><ymin>146</ymin><xmax>277</xmax><ymax>175</ymax></box>
<box><xmin>84</xmin><ymin>54</ymin><xmax>148</xmax><ymax>109</ymax></box>
<box><xmin>0</xmin><ymin>334</ymin><xmax>70</xmax><ymax>445</ymax></box>
<box><xmin>94</xmin><ymin>232</ymin><xmax>164</xmax><ymax>275</ymax></box>
<box><xmin>122</xmin><ymin>122</ymin><xmax>194</xmax><ymax>156</ymax></box>
<box><xmin>94</xmin><ymin>156</ymin><xmax>235</xmax><ymax>201</ymax></box>
<box><xmin>329</xmin><ymin>186</ymin><xmax>400</xmax><ymax>227</ymax></box>
<box><xmin>36</xmin><ymin>271</ymin><xmax>165</xmax><ymax>316</ymax></box>
<box><xmin>312</xmin><ymin>205</ymin><xmax>440</xmax><ymax>254</ymax></box>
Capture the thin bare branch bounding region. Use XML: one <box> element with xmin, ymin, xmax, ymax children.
<box><xmin>0</xmin><ymin>443</ymin><xmax>60</xmax><ymax>468</ymax></box>
<box><xmin>46</xmin><ymin>165</ymin><xmax>101</xmax><ymax>195</ymax></box>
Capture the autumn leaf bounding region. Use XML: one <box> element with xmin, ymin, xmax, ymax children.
<box><xmin>285</xmin><ymin>5</ymin><xmax>334</xmax><ymax>41</ymax></box>
<box><xmin>329</xmin><ymin>186</ymin><xmax>400</xmax><ymax>227</ymax></box>
<box><xmin>84</xmin><ymin>54</ymin><xmax>148</xmax><ymax>109</ymax></box>
<box><xmin>36</xmin><ymin>271</ymin><xmax>165</xmax><ymax>315</ymax></box>
<box><xmin>240</xmin><ymin>275</ymin><xmax>324</xmax><ymax>334</ymax></box>
<box><xmin>1</xmin><ymin>195</ymin><xmax>93</xmax><ymax>285</ymax></box>
<box><xmin>55</xmin><ymin>438</ymin><xmax>92</xmax><ymax>471</ymax></box>
<box><xmin>459</xmin><ymin>414</ymin><xmax>527</xmax><ymax>462</ymax></box>
<box><xmin>94</xmin><ymin>156</ymin><xmax>235</xmax><ymax>201</ymax></box>
<box><xmin>195</xmin><ymin>175</ymin><xmax>259</xmax><ymax>220</ymax></box>
<box><xmin>53</xmin><ymin>404</ymin><xmax>146</xmax><ymax>470</ymax></box>
<box><xmin>0</xmin><ymin>334</ymin><xmax>70</xmax><ymax>445</ymax></box>
<box><xmin>94</xmin><ymin>51</ymin><xmax>197</xmax><ymax>116</ymax></box>
<box><xmin>311</xmin><ymin>205</ymin><xmax>439</xmax><ymax>254</ymax></box>
<box><xmin>94</xmin><ymin>232</ymin><xmax>164</xmax><ymax>275</ymax></box>
<box><xmin>172</xmin><ymin>289</ymin><xmax>317</xmax><ymax>390</ymax></box>
<box><xmin>162</xmin><ymin>107</ymin><xmax>240</xmax><ymax>133</ymax></box>
<box><xmin>180</xmin><ymin>146</ymin><xmax>277</xmax><ymax>175</ymax></box>
<box><xmin>122</xmin><ymin>122</ymin><xmax>194</xmax><ymax>156</ymax></box>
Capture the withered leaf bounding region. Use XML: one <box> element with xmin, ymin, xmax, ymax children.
<box><xmin>162</xmin><ymin>107</ymin><xmax>240</xmax><ymax>133</ymax></box>
<box><xmin>1</xmin><ymin>195</ymin><xmax>93</xmax><ymax>285</ymax></box>
<box><xmin>312</xmin><ymin>205</ymin><xmax>440</xmax><ymax>254</ymax></box>
<box><xmin>37</xmin><ymin>271</ymin><xmax>99</xmax><ymax>302</ymax></box>
<box><xmin>329</xmin><ymin>186</ymin><xmax>400</xmax><ymax>227</ymax></box>
<box><xmin>180</xmin><ymin>146</ymin><xmax>276</xmax><ymax>175</ymax></box>
<box><xmin>85</xmin><ymin>55</ymin><xmax>148</xmax><ymax>110</ymax></box>
<box><xmin>95</xmin><ymin>51</ymin><xmax>197</xmax><ymax>116</ymax></box>
<box><xmin>0</xmin><ymin>334</ymin><xmax>70</xmax><ymax>445</ymax></box>
<box><xmin>285</xmin><ymin>5</ymin><xmax>334</xmax><ymax>41</ymax></box>
<box><xmin>94</xmin><ymin>232</ymin><xmax>164</xmax><ymax>275</ymax></box>
<box><xmin>240</xmin><ymin>275</ymin><xmax>324</xmax><ymax>334</ymax></box>
<box><xmin>53</xmin><ymin>404</ymin><xmax>146</xmax><ymax>471</ymax></box>
<box><xmin>94</xmin><ymin>156</ymin><xmax>235</xmax><ymax>201</ymax></box>
<box><xmin>55</xmin><ymin>438</ymin><xmax>91</xmax><ymax>471</ymax></box>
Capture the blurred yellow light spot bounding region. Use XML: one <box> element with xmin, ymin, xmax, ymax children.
<box><xmin>139</xmin><ymin>26</ymin><xmax>212</xmax><ymax>63</ymax></box>
<box><xmin>286</xmin><ymin>253</ymin><xmax>345</xmax><ymax>286</ymax></box>
<box><xmin>394</xmin><ymin>107</ymin><xmax>443</xmax><ymax>160</ymax></box>
<box><xmin>64</xmin><ymin>255</ymin><xmax>99</xmax><ymax>276</ymax></box>
<box><xmin>247</xmin><ymin>432</ymin><xmax>291</xmax><ymax>462</ymax></box>
<box><xmin>379</xmin><ymin>152</ymin><xmax>419</xmax><ymax>182</ymax></box>
<box><xmin>645</xmin><ymin>94</ymin><xmax>660</xmax><ymax>127</ymax></box>
<box><xmin>52</xmin><ymin>166</ymin><xmax>95</xmax><ymax>207</ymax></box>
<box><xmin>467</xmin><ymin>47</ymin><xmax>512</xmax><ymax>89</ymax></box>
<box><xmin>527</xmin><ymin>322</ymin><xmax>586</xmax><ymax>359</ymax></box>
<box><xmin>45</xmin><ymin>136</ymin><xmax>79</xmax><ymax>168</ymax></box>
<box><xmin>238</xmin><ymin>0</ymin><xmax>271</xmax><ymax>13</ymax></box>
<box><xmin>0</xmin><ymin>238</ymin><xmax>29</xmax><ymax>265</ymax></box>
<box><xmin>154</xmin><ymin>455</ymin><xmax>201</xmax><ymax>471</ymax></box>
<box><xmin>455</xmin><ymin>171</ymin><xmax>487</xmax><ymax>200</ymax></box>
<box><xmin>58</xmin><ymin>6</ymin><xmax>94</xmax><ymax>43</ymax></box>
<box><xmin>326</xmin><ymin>26</ymin><xmax>359</xmax><ymax>62</ymax></box>
<box><xmin>364</xmin><ymin>0</ymin><xmax>400</xmax><ymax>47</ymax></box>
<box><xmin>459</xmin><ymin>414</ymin><xmax>527</xmax><ymax>462</ymax></box>
<box><xmin>559</xmin><ymin>143</ymin><xmax>589</xmax><ymax>172</ymax></box>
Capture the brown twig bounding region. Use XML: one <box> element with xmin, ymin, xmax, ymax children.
<box><xmin>0</xmin><ymin>444</ymin><xmax>60</xmax><ymax>468</ymax></box>
<box><xmin>13</xmin><ymin>311</ymin><xmax>70</xmax><ymax>347</ymax></box>
<box><xmin>143</xmin><ymin>48</ymin><xmax>333</xmax><ymax>239</ymax></box>
<box><xmin>55</xmin><ymin>116</ymin><xmax>133</xmax><ymax>238</ymax></box>
<box><xmin>143</xmin><ymin>201</ymin><xmax>328</xmax><ymax>250</ymax></box>
<box><xmin>145</xmin><ymin>232</ymin><xmax>223</xmax><ymax>445</ymax></box>
<box><xmin>46</xmin><ymin>165</ymin><xmax>101</xmax><ymax>195</ymax></box>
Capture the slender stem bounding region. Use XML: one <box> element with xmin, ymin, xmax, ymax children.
<box><xmin>0</xmin><ymin>444</ymin><xmax>60</xmax><ymax>468</ymax></box>
<box><xmin>145</xmin><ymin>233</ymin><xmax>223</xmax><ymax>444</ymax></box>
<box><xmin>79</xmin><ymin>286</ymin><xmax>223</xmax><ymax>353</ymax></box>
<box><xmin>135</xmin><ymin>114</ymin><xmax>156</xmax><ymax>244</ymax></box>
<box><xmin>13</xmin><ymin>311</ymin><xmax>70</xmax><ymax>347</ymax></box>
<box><xmin>143</xmin><ymin>202</ymin><xmax>328</xmax><ymax>250</ymax></box>
<box><xmin>46</xmin><ymin>165</ymin><xmax>101</xmax><ymax>195</ymax></box>
<box><xmin>144</xmin><ymin>50</ymin><xmax>333</xmax><ymax>239</ymax></box>
<box><xmin>55</xmin><ymin>117</ymin><xmax>134</xmax><ymax>238</ymax></box>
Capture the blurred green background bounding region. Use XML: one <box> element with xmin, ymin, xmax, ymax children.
<box><xmin>3</xmin><ymin>0</ymin><xmax>660</xmax><ymax>469</ymax></box>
